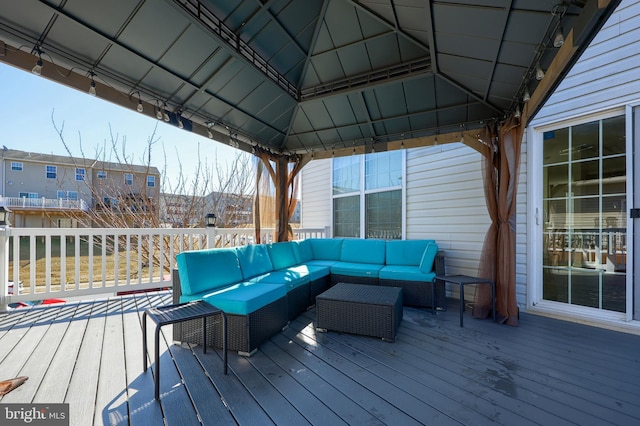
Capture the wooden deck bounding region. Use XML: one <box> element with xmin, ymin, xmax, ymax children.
<box><xmin>1</xmin><ymin>291</ymin><xmax>639</xmax><ymax>425</ymax></box>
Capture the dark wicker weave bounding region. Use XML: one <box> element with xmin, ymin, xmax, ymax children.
<box><xmin>330</xmin><ymin>273</ymin><xmax>379</xmax><ymax>287</ymax></box>
<box><xmin>379</xmin><ymin>250</ymin><xmax>446</xmax><ymax>308</ymax></box>
<box><xmin>309</xmin><ymin>275</ymin><xmax>330</xmax><ymax>306</ymax></box>
<box><xmin>172</xmin><ymin>270</ymin><xmax>288</xmax><ymax>356</ymax></box>
<box><xmin>286</xmin><ymin>283</ymin><xmax>310</xmax><ymax>320</ymax></box>
<box><xmin>316</xmin><ymin>283</ymin><xmax>403</xmax><ymax>342</ymax></box>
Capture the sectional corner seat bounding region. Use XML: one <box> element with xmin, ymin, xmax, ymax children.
<box><xmin>173</xmin><ymin>238</ymin><xmax>445</xmax><ymax>356</ymax></box>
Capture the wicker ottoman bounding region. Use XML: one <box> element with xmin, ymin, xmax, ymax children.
<box><xmin>316</xmin><ymin>283</ymin><xmax>403</xmax><ymax>342</ymax></box>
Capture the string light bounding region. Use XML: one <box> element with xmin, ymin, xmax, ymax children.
<box><xmin>523</xmin><ymin>88</ymin><xmax>531</xmax><ymax>103</ymax></box>
<box><xmin>137</xmin><ymin>97</ymin><xmax>144</xmax><ymax>113</ymax></box>
<box><xmin>162</xmin><ymin>103</ymin><xmax>170</xmax><ymax>122</ymax></box>
<box><xmin>88</xmin><ymin>71</ymin><xmax>97</xmax><ymax>96</ymax></box>
<box><xmin>32</xmin><ymin>47</ymin><xmax>43</xmax><ymax>76</ymax></box>
<box><xmin>535</xmin><ymin>62</ymin><xmax>545</xmax><ymax>80</ymax></box>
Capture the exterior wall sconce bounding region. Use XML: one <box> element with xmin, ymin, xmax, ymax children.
<box><xmin>0</xmin><ymin>206</ymin><xmax>11</xmax><ymax>226</ymax></box>
<box><xmin>205</xmin><ymin>213</ymin><xmax>217</xmax><ymax>227</ymax></box>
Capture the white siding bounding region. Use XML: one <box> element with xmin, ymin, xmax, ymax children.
<box><xmin>531</xmin><ymin>0</ymin><xmax>640</xmax><ymax>127</ymax></box>
<box><xmin>406</xmin><ymin>143</ymin><xmax>489</xmax><ymax>278</ymax></box>
<box><xmin>300</xmin><ymin>158</ymin><xmax>332</xmax><ymax>230</ymax></box>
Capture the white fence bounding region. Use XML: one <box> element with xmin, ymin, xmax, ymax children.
<box><xmin>0</xmin><ymin>226</ymin><xmax>329</xmax><ymax>310</ymax></box>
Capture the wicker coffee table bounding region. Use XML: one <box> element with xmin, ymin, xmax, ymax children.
<box><xmin>316</xmin><ymin>283</ymin><xmax>403</xmax><ymax>342</ymax></box>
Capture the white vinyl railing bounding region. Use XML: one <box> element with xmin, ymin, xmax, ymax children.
<box><xmin>0</xmin><ymin>196</ymin><xmax>89</xmax><ymax>211</ymax></box>
<box><xmin>0</xmin><ymin>226</ymin><xmax>329</xmax><ymax>310</ymax></box>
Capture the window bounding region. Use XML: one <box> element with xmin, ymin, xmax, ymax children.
<box><xmin>19</xmin><ymin>192</ymin><xmax>38</xmax><ymax>198</ymax></box>
<box><xmin>57</xmin><ymin>190</ymin><xmax>78</xmax><ymax>200</ymax></box>
<box><xmin>97</xmin><ymin>171</ymin><xmax>107</xmax><ymax>179</ymax></box>
<box><xmin>11</xmin><ymin>162</ymin><xmax>23</xmax><ymax>171</ymax></box>
<box><xmin>332</xmin><ymin>151</ymin><xmax>403</xmax><ymax>239</ymax></box>
<box><xmin>124</xmin><ymin>173</ymin><xmax>133</xmax><ymax>185</ymax></box>
<box><xmin>147</xmin><ymin>175</ymin><xmax>155</xmax><ymax>187</ymax></box>
<box><xmin>75</xmin><ymin>168</ymin><xmax>85</xmax><ymax>181</ymax></box>
<box><xmin>46</xmin><ymin>165</ymin><xmax>57</xmax><ymax>179</ymax></box>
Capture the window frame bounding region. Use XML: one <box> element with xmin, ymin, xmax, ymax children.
<box><xmin>124</xmin><ymin>173</ymin><xmax>133</xmax><ymax>185</ymax></box>
<box><xmin>75</xmin><ymin>168</ymin><xmax>86</xmax><ymax>181</ymax></box>
<box><xmin>46</xmin><ymin>165</ymin><xmax>57</xmax><ymax>179</ymax></box>
<box><xmin>11</xmin><ymin>162</ymin><xmax>23</xmax><ymax>171</ymax></box>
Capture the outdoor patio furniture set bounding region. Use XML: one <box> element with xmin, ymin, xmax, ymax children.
<box><xmin>172</xmin><ymin>238</ymin><xmax>445</xmax><ymax>356</ymax></box>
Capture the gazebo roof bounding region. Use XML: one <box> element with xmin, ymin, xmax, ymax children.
<box><xmin>0</xmin><ymin>0</ymin><xmax>621</xmax><ymax>157</ymax></box>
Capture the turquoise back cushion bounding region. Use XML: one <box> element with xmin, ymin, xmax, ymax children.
<box><xmin>293</xmin><ymin>240</ymin><xmax>314</xmax><ymax>263</ymax></box>
<box><xmin>236</xmin><ymin>244</ymin><xmax>274</xmax><ymax>279</ymax></box>
<box><xmin>419</xmin><ymin>242</ymin><xmax>439</xmax><ymax>273</ymax></box>
<box><xmin>176</xmin><ymin>248</ymin><xmax>242</xmax><ymax>296</ymax></box>
<box><xmin>268</xmin><ymin>242</ymin><xmax>299</xmax><ymax>270</ymax></box>
<box><xmin>309</xmin><ymin>238</ymin><xmax>343</xmax><ymax>260</ymax></box>
<box><xmin>341</xmin><ymin>239</ymin><xmax>386</xmax><ymax>264</ymax></box>
<box><xmin>386</xmin><ymin>240</ymin><xmax>435</xmax><ymax>266</ymax></box>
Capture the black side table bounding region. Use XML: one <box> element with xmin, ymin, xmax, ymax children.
<box><xmin>143</xmin><ymin>300</ymin><xmax>227</xmax><ymax>400</ymax></box>
<box><xmin>435</xmin><ymin>275</ymin><xmax>496</xmax><ymax>327</ymax></box>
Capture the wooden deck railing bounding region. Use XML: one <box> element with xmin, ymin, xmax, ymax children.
<box><xmin>0</xmin><ymin>226</ymin><xmax>329</xmax><ymax>310</ymax></box>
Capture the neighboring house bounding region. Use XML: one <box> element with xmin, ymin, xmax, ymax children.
<box><xmin>0</xmin><ymin>148</ymin><xmax>160</xmax><ymax>227</ymax></box>
<box><xmin>301</xmin><ymin>0</ymin><xmax>640</xmax><ymax>331</ymax></box>
<box><xmin>160</xmin><ymin>193</ymin><xmax>207</xmax><ymax>227</ymax></box>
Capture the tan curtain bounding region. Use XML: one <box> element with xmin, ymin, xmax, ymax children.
<box><xmin>472</xmin><ymin>116</ymin><xmax>523</xmax><ymax>326</ymax></box>
<box><xmin>253</xmin><ymin>151</ymin><xmax>310</xmax><ymax>243</ymax></box>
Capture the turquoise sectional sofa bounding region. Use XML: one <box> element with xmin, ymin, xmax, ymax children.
<box><xmin>173</xmin><ymin>238</ymin><xmax>445</xmax><ymax>356</ymax></box>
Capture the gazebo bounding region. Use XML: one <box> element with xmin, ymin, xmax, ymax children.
<box><xmin>0</xmin><ymin>0</ymin><xmax>621</xmax><ymax>325</ymax></box>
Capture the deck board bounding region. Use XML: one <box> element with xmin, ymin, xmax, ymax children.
<box><xmin>1</xmin><ymin>293</ymin><xmax>639</xmax><ymax>425</ymax></box>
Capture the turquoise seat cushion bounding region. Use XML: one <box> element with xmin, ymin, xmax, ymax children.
<box><xmin>386</xmin><ymin>240</ymin><xmax>435</xmax><ymax>266</ymax></box>
<box><xmin>176</xmin><ymin>248</ymin><xmax>243</xmax><ymax>296</ymax></box>
<box><xmin>309</xmin><ymin>238</ymin><xmax>343</xmax><ymax>260</ymax></box>
<box><xmin>419</xmin><ymin>242</ymin><xmax>439</xmax><ymax>273</ymax></box>
<box><xmin>202</xmin><ymin>282</ymin><xmax>287</xmax><ymax>316</ymax></box>
<box><xmin>331</xmin><ymin>261</ymin><xmax>384</xmax><ymax>278</ymax></box>
<box><xmin>236</xmin><ymin>244</ymin><xmax>274</xmax><ymax>279</ymax></box>
<box><xmin>293</xmin><ymin>240</ymin><xmax>313</xmax><ymax>263</ymax></box>
<box><xmin>301</xmin><ymin>264</ymin><xmax>331</xmax><ymax>282</ymax></box>
<box><xmin>250</xmin><ymin>266</ymin><xmax>310</xmax><ymax>290</ymax></box>
<box><xmin>379</xmin><ymin>265</ymin><xmax>436</xmax><ymax>283</ymax></box>
<box><xmin>341</xmin><ymin>239</ymin><xmax>386</xmax><ymax>264</ymax></box>
<box><xmin>305</xmin><ymin>259</ymin><xmax>340</xmax><ymax>268</ymax></box>
<box><xmin>267</xmin><ymin>242</ymin><xmax>299</xmax><ymax>270</ymax></box>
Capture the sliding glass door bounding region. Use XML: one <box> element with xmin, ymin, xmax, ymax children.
<box><xmin>542</xmin><ymin>116</ymin><xmax>627</xmax><ymax>312</ymax></box>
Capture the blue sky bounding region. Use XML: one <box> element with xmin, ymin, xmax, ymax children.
<box><xmin>0</xmin><ymin>62</ymin><xmax>242</xmax><ymax>192</ymax></box>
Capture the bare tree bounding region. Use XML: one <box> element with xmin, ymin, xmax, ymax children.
<box><xmin>51</xmin><ymin>114</ymin><xmax>256</xmax><ymax>276</ymax></box>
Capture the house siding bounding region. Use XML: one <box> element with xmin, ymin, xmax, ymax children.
<box><xmin>526</xmin><ymin>0</ymin><xmax>638</xmax><ymax>319</ymax></box>
<box><xmin>300</xmin><ymin>158</ymin><xmax>332</xmax><ymax>230</ymax></box>
<box><xmin>531</xmin><ymin>0</ymin><xmax>640</xmax><ymax>127</ymax></box>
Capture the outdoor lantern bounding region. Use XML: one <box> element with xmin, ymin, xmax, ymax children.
<box><xmin>205</xmin><ymin>213</ymin><xmax>217</xmax><ymax>227</ymax></box>
<box><xmin>0</xmin><ymin>206</ymin><xmax>10</xmax><ymax>226</ymax></box>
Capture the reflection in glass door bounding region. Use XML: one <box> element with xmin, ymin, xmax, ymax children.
<box><xmin>542</xmin><ymin>116</ymin><xmax>627</xmax><ymax>312</ymax></box>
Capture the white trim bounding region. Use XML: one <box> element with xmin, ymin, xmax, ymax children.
<box><xmin>625</xmin><ymin>105</ymin><xmax>634</xmax><ymax>321</ymax></box>
<box><xmin>529</xmin><ymin>107</ymin><xmax>631</xmax><ymax>321</ymax></box>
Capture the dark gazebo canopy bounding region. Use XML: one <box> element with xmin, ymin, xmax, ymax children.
<box><xmin>0</xmin><ymin>0</ymin><xmax>623</xmax><ymax>325</ymax></box>
<box><xmin>0</xmin><ymin>0</ymin><xmax>621</xmax><ymax>158</ymax></box>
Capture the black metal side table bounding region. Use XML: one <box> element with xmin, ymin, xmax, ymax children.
<box><xmin>435</xmin><ymin>275</ymin><xmax>496</xmax><ymax>327</ymax></box>
<box><xmin>143</xmin><ymin>300</ymin><xmax>227</xmax><ymax>400</ymax></box>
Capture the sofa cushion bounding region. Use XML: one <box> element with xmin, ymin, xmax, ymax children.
<box><xmin>309</xmin><ymin>238</ymin><xmax>343</xmax><ymax>260</ymax></box>
<box><xmin>331</xmin><ymin>261</ymin><xmax>384</xmax><ymax>278</ymax></box>
<box><xmin>176</xmin><ymin>248</ymin><xmax>242</xmax><ymax>296</ymax></box>
<box><xmin>202</xmin><ymin>282</ymin><xmax>288</xmax><ymax>316</ymax></box>
<box><xmin>419</xmin><ymin>242</ymin><xmax>439</xmax><ymax>273</ymax></box>
<box><xmin>236</xmin><ymin>244</ymin><xmax>274</xmax><ymax>279</ymax></box>
<box><xmin>386</xmin><ymin>240</ymin><xmax>435</xmax><ymax>266</ymax></box>
<box><xmin>293</xmin><ymin>240</ymin><xmax>314</xmax><ymax>263</ymax></box>
<box><xmin>267</xmin><ymin>242</ymin><xmax>299</xmax><ymax>270</ymax></box>
<box><xmin>341</xmin><ymin>239</ymin><xmax>386</xmax><ymax>264</ymax></box>
<box><xmin>250</xmin><ymin>266</ymin><xmax>310</xmax><ymax>290</ymax></box>
<box><xmin>379</xmin><ymin>265</ymin><xmax>436</xmax><ymax>283</ymax></box>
